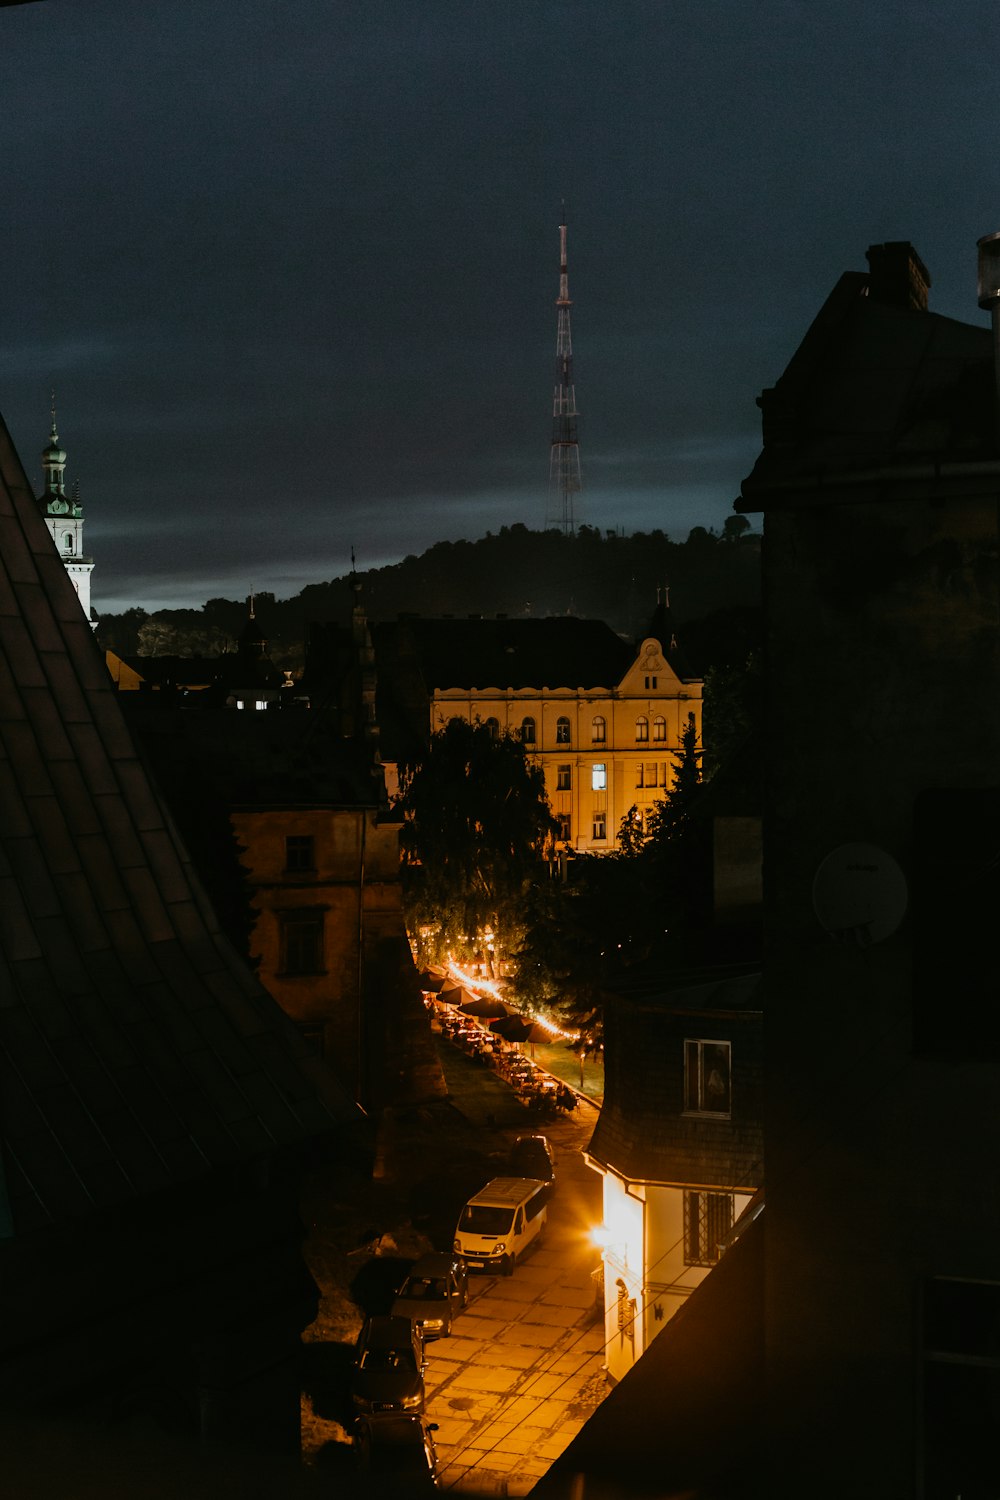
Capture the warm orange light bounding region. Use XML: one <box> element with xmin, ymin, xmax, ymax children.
<box><xmin>591</xmin><ymin>1223</ymin><xmax>613</xmax><ymax>1249</ymax></box>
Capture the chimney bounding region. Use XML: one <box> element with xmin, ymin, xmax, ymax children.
<box><xmin>865</xmin><ymin>242</ymin><xmax>931</xmax><ymax>311</ymax></box>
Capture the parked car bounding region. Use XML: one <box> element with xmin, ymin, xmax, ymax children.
<box><xmin>350</xmin><ymin>1315</ymin><xmax>426</xmax><ymax>1415</ymax></box>
<box><xmin>354</xmin><ymin>1412</ymin><xmax>440</xmax><ymax>1495</ymax></box>
<box><xmin>391</xmin><ymin>1251</ymin><xmax>469</xmax><ymax>1338</ymax></box>
<box><xmin>509</xmin><ymin>1133</ymin><xmax>556</xmax><ymax>1188</ymax></box>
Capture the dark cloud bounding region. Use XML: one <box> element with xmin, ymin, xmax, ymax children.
<box><xmin>3</xmin><ymin>0</ymin><xmax>1000</xmax><ymax>612</ymax></box>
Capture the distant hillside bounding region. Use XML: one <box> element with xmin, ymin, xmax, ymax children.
<box><xmin>96</xmin><ymin>523</ymin><xmax>761</xmax><ymax>674</ymax></box>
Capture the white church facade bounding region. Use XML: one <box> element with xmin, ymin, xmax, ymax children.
<box><xmin>36</xmin><ymin>414</ymin><xmax>96</xmax><ymax>625</ymax></box>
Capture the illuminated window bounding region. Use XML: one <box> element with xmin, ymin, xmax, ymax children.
<box><xmin>684</xmin><ymin>1039</ymin><xmax>731</xmax><ymax>1116</ymax></box>
<box><xmin>635</xmin><ymin>716</ymin><xmax>648</xmax><ymax>743</ymax></box>
<box><xmin>285</xmin><ymin>835</ymin><xmax>315</xmax><ymax>872</ymax></box>
<box><xmin>556</xmin><ymin>764</ymin><xmax>571</xmax><ymax>790</ymax></box>
<box><xmin>279</xmin><ymin>909</ymin><xmax>326</xmax><ymax>975</ymax></box>
<box><xmin>683</xmin><ymin>1190</ymin><xmax>733</xmax><ymax>1266</ymax></box>
<box><xmin>556</xmin><ymin>716</ymin><xmax>571</xmax><ymax>745</ymax></box>
<box><xmin>592</xmin><ymin>763</ymin><xmax>606</xmax><ymax>791</ymax></box>
<box><xmin>653</xmin><ymin>716</ymin><xmax>666</xmax><ymax>742</ymax></box>
<box><xmin>520</xmin><ymin>716</ymin><xmax>536</xmax><ymax>744</ymax></box>
<box><xmin>591</xmin><ymin>715</ymin><xmax>606</xmax><ymax>744</ymax></box>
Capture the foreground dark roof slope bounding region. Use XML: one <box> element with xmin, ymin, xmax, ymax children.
<box><xmin>0</xmin><ymin>413</ymin><xmax>356</xmax><ymax>1237</ymax></box>
<box><xmin>531</xmin><ymin>1213</ymin><xmax>764</xmax><ymax>1499</ymax></box>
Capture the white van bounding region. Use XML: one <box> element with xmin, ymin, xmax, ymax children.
<box><xmin>453</xmin><ymin>1177</ymin><xmax>548</xmax><ymax>1275</ymax></box>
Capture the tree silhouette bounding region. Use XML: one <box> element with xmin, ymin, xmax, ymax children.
<box><xmin>396</xmin><ymin>718</ymin><xmax>557</xmax><ymax>977</ymax></box>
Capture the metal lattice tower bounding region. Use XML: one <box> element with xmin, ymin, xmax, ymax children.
<box><xmin>546</xmin><ymin>216</ymin><xmax>582</xmax><ymax>534</ymax></box>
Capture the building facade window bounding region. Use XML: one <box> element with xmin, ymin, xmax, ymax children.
<box><xmin>284</xmin><ymin>835</ymin><xmax>315</xmax><ymax>872</ymax></box>
<box><xmin>635</xmin><ymin>716</ymin><xmax>649</xmax><ymax>743</ymax></box>
<box><xmin>683</xmin><ymin>1190</ymin><xmax>734</xmax><ymax>1266</ymax></box>
<box><xmin>684</xmin><ymin>1038</ymin><xmax>732</xmax><ymax>1116</ymax></box>
<box><xmin>653</xmin><ymin>716</ymin><xmax>666</xmax><ymax>742</ymax></box>
<box><xmin>520</xmin><ymin>716</ymin><xmax>536</xmax><ymax>744</ymax></box>
<box><xmin>279</xmin><ymin>909</ymin><xmax>326</xmax><ymax>975</ymax></box>
<box><xmin>591</xmin><ymin>715</ymin><xmax>606</xmax><ymax>744</ymax></box>
<box><xmin>556</xmin><ymin>764</ymin><xmax>572</xmax><ymax>790</ymax></box>
<box><xmin>63</xmin><ymin>532</ymin><xmax>74</xmax><ymax>552</ymax></box>
<box><xmin>557</xmin><ymin>813</ymin><xmax>572</xmax><ymax>841</ymax></box>
<box><xmin>556</xmin><ymin>716</ymin><xmax>571</xmax><ymax>745</ymax></box>
<box><xmin>484</xmin><ymin>716</ymin><xmax>500</xmax><ymax>739</ymax></box>
<box><xmin>592</xmin><ymin>762</ymin><xmax>607</xmax><ymax>791</ymax></box>
<box><xmin>644</xmin><ymin>675</ymin><xmax>658</xmax><ymax>690</ymax></box>
<box><xmin>592</xmin><ymin>812</ymin><xmax>607</xmax><ymax>841</ymax></box>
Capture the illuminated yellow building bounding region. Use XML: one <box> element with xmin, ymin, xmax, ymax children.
<box><xmin>372</xmin><ymin>604</ymin><xmax>702</xmax><ymax>852</ymax></box>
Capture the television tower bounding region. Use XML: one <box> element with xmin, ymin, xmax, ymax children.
<box><xmin>546</xmin><ymin>213</ymin><xmax>581</xmax><ymax>534</ymax></box>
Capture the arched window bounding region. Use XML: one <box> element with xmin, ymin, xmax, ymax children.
<box><xmin>63</xmin><ymin>532</ymin><xmax>74</xmax><ymax>552</ymax></box>
<box><xmin>484</xmin><ymin>717</ymin><xmax>500</xmax><ymax>739</ymax></box>
<box><xmin>591</xmin><ymin>715</ymin><xmax>606</xmax><ymax>744</ymax></box>
<box><xmin>635</xmin><ymin>716</ymin><xmax>649</xmax><ymax>743</ymax></box>
<box><xmin>556</xmin><ymin>716</ymin><xmax>571</xmax><ymax>745</ymax></box>
<box><xmin>520</xmin><ymin>716</ymin><xmax>536</xmax><ymax>744</ymax></box>
<box><xmin>653</xmin><ymin>715</ymin><xmax>667</xmax><ymax>742</ymax></box>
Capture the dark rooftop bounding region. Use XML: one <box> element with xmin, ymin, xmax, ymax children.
<box><xmin>741</xmin><ymin>245</ymin><xmax>998</xmax><ymax>509</ymax></box>
<box><xmin>0</xmin><ymin>412</ymin><xmax>357</xmax><ymax>1239</ymax></box>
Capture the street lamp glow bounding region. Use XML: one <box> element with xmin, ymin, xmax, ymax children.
<box><xmin>591</xmin><ymin>1223</ymin><xmax>613</xmax><ymax>1249</ymax></box>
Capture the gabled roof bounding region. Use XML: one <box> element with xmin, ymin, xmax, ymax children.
<box><xmin>741</xmin><ymin>255</ymin><xmax>997</xmax><ymax>509</ymax></box>
<box><xmin>0</xmin><ymin>413</ymin><xmax>357</xmax><ymax>1239</ymax></box>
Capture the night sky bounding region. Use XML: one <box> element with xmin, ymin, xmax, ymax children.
<box><xmin>3</xmin><ymin>0</ymin><xmax>1000</xmax><ymax>613</ymax></box>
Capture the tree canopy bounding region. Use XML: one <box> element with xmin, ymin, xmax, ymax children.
<box><xmin>396</xmin><ymin>718</ymin><xmax>557</xmax><ymax>976</ymax></box>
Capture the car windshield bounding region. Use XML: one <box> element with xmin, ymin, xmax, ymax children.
<box><xmin>460</xmin><ymin>1204</ymin><xmax>514</xmax><ymax>1236</ymax></box>
<box><xmin>359</xmin><ymin>1348</ymin><xmax>416</xmax><ymax>1372</ymax></box>
<box><xmin>400</xmin><ymin>1277</ymin><xmax>447</xmax><ymax>1300</ymax></box>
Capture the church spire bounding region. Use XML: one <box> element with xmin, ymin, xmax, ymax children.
<box><xmin>42</xmin><ymin>394</ymin><xmax>68</xmax><ymax>503</ymax></box>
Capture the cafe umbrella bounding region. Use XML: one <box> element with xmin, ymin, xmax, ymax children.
<box><xmin>459</xmin><ymin>995</ymin><xmax>511</xmax><ymax>1019</ymax></box>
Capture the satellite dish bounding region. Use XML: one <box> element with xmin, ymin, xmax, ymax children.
<box><xmin>812</xmin><ymin>842</ymin><xmax>908</xmax><ymax>947</ymax></box>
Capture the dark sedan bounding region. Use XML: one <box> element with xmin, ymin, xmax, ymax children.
<box><xmin>391</xmin><ymin>1251</ymin><xmax>469</xmax><ymax>1339</ymax></box>
<box><xmin>354</xmin><ymin>1412</ymin><xmax>440</xmax><ymax>1495</ymax></box>
<box><xmin>349</xmin><ymin>1315</ymin><xmax>426</xmax><ymax>1416</ymax></box>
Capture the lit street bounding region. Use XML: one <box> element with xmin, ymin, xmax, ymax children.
<box><xmin>426</xmin><ymin>1102</ymin><xmax>606</xmax><ymax>1495</ymax></box>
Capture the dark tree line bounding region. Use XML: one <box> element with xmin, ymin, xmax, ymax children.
<box><xmin>95</xmin><ymin>523</ymin><xmax>760</xmax><ymax>670</ymax></box>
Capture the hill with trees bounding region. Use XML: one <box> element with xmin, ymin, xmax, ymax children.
<box><xmin>95</xmin><ymin>522</ymin><xmax>761</xmax><ymax>678</ymax></box>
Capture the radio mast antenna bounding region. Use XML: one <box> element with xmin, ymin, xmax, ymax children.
<box><xmin>546</xmin><ymin>210</ymin><xmax>582</xmax><ymax>533</ymax></box>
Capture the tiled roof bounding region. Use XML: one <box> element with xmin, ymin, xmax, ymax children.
<box><xmin>373</xmin><ymin>615</ymin><xmax>637</xmax><ymax>692</ymax></box>
<box><xmin>588</xmin><ymin>968</ymin><xmax>763</xmax><ymax>1187</ymax></box>
<box><xmin>0</xmin><ymin>413</ymin><xmax>357</xmax><ymax>1238</ymax></box>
